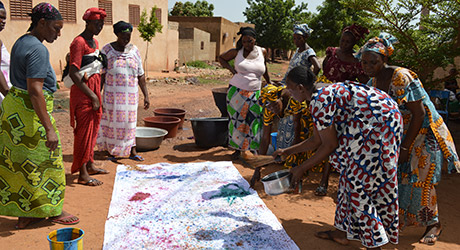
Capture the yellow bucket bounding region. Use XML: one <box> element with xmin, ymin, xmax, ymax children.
<box><xmin>47</xmin><ymin>228</ymin><xmax>84</xmax><ymax>250</ymax></box>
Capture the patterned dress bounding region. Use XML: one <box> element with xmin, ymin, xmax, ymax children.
<box><xmin>323</xmin><ymin>47</ymin><xmax>365</xmax><ymax>82</ymax></box>
<box><xmin>370</xmin><ymin>67</ymin><xmax>460</xmax><ymax>228</ymax></box>
<box><xmin>97</xmin><ymin>44</ymin><xmax>144</xmax><ymax>157</ymax></box>
<box><xmin>311</xmin><ymin>82</ymin><xmax>402</xmax><ymax>248</ymax></box>
<box><xmin>280</xmin><ymin>46</ymin><xmax>316</xmax><ymax>84</ymax></box>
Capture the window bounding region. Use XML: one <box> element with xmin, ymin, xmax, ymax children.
<box><xmin>9</xmin><ymin>0</ymin><xmax>32</xmax><ymax>20</ymax></box>
<box><xmin>59</xmin><ymin>0</ymin><xmax>76</xmax><ymax>23</ymax></box>
<box><xmin>129</xmin><ymin>5</ymin><xmax>140</xmax><ymax>26</ymax></box>
<box><xmin>201</xmin><ymin>41</ymin><xmax>204</xmax><ymax>50</ymax></box>
<box><xmin>155</xmin><ymin>8</ymin><xmax>162</xmax><ymax>25</ymax></box>
<box><xmin>98</xmin><ymin>0</ymin><xmax>113</xmax><ymax>24</ymax></box>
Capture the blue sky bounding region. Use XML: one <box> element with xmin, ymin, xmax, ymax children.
<box><xmin>167</xmin><ymin>0</ymin><xmax>324</xmax><ymax>23</ymax></box>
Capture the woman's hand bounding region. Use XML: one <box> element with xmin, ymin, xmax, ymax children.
<box><xmin>45</xmin><ymin>129</ymin><xmax>59</xmax><ymax>152</ymax></box>
<box><xmin>144</xmin><ymin>96</ymin><xmax>150</xmax><ymax>110</ymax></box>
<box><xmin>290</xmin><ymin>166</ymin><xmax>306</xmax><ymax>189</ymax></box>
<box><xmin>272</xmin><ymin>148</ymin><xmax>288</xmax><ymax>161</ymax></box>
<box><xmin>91</xmin><ymin>95</ymin><xmax>100</xmax><ymax>111</ymax></box>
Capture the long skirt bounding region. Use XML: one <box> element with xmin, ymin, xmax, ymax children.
<box><xmin>0</xmin><ymin>87</ymin><xmax>64</xmax><ymax>217</ymax></box>
<box><xmin>227</xmin><ymin>86</ymin><xmax>262</xmax><ymax>151</ymax></box>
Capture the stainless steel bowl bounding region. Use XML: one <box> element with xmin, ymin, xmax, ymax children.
<box><xmin>261</xmin><ymin>169</ymin><xmax>291</xmax><ymax>195</ymax></box>
<box><xmin>135</xmin><ymin>127</ymin><xmax>168</xmax><ymax>151</ymax></box>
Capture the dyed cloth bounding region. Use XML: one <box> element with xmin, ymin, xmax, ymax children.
<box><xmin>0</xmin><ymin>43</ymin><xmax>11</xmax><ymax>102</ymax></box>
<box><xmin>311</xmin><ymin>82</ymin><xmax>402</xmax><ymax>248</ymax></box>
<box><xmin>103</xmin><ymin>162</ymin><xmax>299</xmax><ymax>249</ymax></box>
<box><xmin>356</xmin><ymin>32</ymin><xmax>398</xmax><ymax>60</ymax></box>
<box><xmin>97</xmin><ymin>43</ymin><xmax>144</xmax><ymax>157</ymax></box>
<box><xmin>0</xmin><ymin>87</ymin><xmax>64</xmax><ymax>217</ymax></box>
<box><xmin>323</xmin><ymin>47</ymin><xmax>365</xmax><ymax>82</ymax></box>
<box><xmin>369</xmin><ymin>67</ymin><xmax>460</xmax><ymax>227</ymax></box>
<box><xmin>281</xmin><ymin>47</ymin><xmax>316</xmax><ymax>84</ymax></box>
<box><xmin>227</xmin><ymin>86</ymin><xmax>262</xmax><ymax>151</ymax></box>
<box><xmin>293</xmin><ymin>23</ymin><xmax>313</xmax><ymax>37</ymax></box>
<box><xmin>69</xmin><ymin>36</ymin><xmax>102</xmax><ymax>173</ymax></box>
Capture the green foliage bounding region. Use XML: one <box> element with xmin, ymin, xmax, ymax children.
<box><xmin>169</xmin><ymin>1</ymin><xmax>214</xmax><ymax>17</ymax></box>
<box><xmin>341</xmin><ymin>0</ymin><xmax>460</xmax><ymax>85</ymax></box>
<box><xmin>308</xmin><ymin>0</ymin><xmax>373</xmax><ymax>51</ymax></box>
<box><xmin>186</xmin><ymin>60</ymin><xmax>214</xmax><ymax>69</ymax></box>
<box><xmin>138</xmin><ymin>6</ymin><xmax>163</xmax><ymax>43</ymax></box>
<box><xmin>244</xmin><ymin>0</ymin><xmax>311</xmax><ymax>53</ymax></box>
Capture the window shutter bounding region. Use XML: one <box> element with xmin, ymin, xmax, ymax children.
<box><xmin>129</xmin><ymin>5</ymin><xmax>140</xmax><ymax>27</ymax></box>
<box><xmin>10</xmin><ymin>0</ymin><xmax>32</xmax><ymax>20</ymax></box>
<box><xmin>98</xmin><ymin>0</ymin><xmax>113</xmax><ymax>24</ymax></box>
<box><xmin>155</xmin><ymin>8</ymin><xmax>161</xmax><ymax>25</ymax></box>
<box><xmin>59</xmin><ymin>0</ymin><xmax>76</xmax><ymax>23</ymax></box>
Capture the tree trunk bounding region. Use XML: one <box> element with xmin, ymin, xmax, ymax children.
<box><xmin>144</xmin><ymin>42</ymin><xmax>149</xmax><ymax>78</ymax></box>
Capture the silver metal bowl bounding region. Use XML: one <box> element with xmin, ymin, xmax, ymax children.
<box><xmin>261</xmin><ymin>169</ymin><xmax>291</xmax><ymax>196</ymax></box>
<box><xmin>135</xmin><ymin>127</ymin><xmax>168</xmax><ymax>151</ymax></box>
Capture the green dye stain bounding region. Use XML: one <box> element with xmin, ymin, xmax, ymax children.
<box><xmin>210</xmin><ymin>183</ymin><xmax>251</xmax><ymax>205</ymax></box>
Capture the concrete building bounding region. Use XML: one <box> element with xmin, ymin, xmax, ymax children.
<box><xmin>1</xmin><ymin>0</ymin><xmax>179</xmax><ymax>77</ymax></box>
<box><xmin>177</xmin><ymin>27</ymin><xmax>216</xmax><ymax>65</ymax></box>
<box><xmin>168</xmin><ymin>16</ymin><xmax>254</xmax><ymax>61</ymax></box>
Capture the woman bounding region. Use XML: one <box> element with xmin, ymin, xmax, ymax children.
<box><xmin>0</xmin><ymin>1</ymin><xmax>11</xmax><ymax>102</ymax></box>
<box><xmin>218</xmin><ymin>27</ymin><xmax>271</xmax><ymax>159</ymax></box>
<box><xmin>274</xmin><ymin>66</ymin><xmax>402</xmax><ymax>249</ymax></box>
<box><xmin>280</xmin><ymin>23</ymin><xmax>320</xmax><ymax>84</ymax></box>
<box><xmin>69</xmin><ymin>7</ymin><xmax>108</xmax><ymax>186</ymax></box>
<box><xmin>0</xmin><ymin>2</ymin><xmax>78</xmax><ymax>229</ymax></box>
<box><xmin>97</xmin><ymin>21</ymin><xmax>150</xmax><ymax>161</ymax></box>
<box><xmin>313</xmin><ymin>24</ymin><xmax>370</xmax><ymax>197</ymax></box>
<box><xmin>359</xmin><ymin>33</ymin><xmax>460</xmax><ymax>245</ymax></box>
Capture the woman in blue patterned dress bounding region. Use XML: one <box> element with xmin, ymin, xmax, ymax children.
<box><xmin>274</xmin><ymin>66</ymin><xmax>403</xmax><ymax>249</ymax></box>
<box><xmin>359</xmin><ymin>33</ymin><xmax>460</xmax><ymax>245</ymax></box>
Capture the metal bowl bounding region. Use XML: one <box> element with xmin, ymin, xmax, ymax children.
<box><xmin>261</xmin><ymin>169</ymin><xmax>291</xmax><ymax>196</ymax></box>
<box><xmin>135</xmin><ymin>127</ymin><xmax>168</xmax><ymax>151</ymax></box>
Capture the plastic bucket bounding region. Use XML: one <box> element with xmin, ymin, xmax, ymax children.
<box><xmin>47</xmin><ymin>227</ymin><xmax>84</xmax><ymax>250</ymax></box>
<box><xmin>271</xmin><ymin>132</ymin><xmax>278</xmax><ymax>150</ymax></box>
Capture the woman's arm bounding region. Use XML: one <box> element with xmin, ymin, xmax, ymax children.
<box><xmin>69</xmin><ymin>66</ymin><xmax>100</xmax><ymax>111</ymax></box>
<box><xmin>0</xmin><ymin>40</ymin><xmax>9</xmax><ymax>96</ymax></box>
<box><xmin>138</xmin><ymin>74</ymin><xmax>150</xmax><ymax>109</ymax></box>
<box><xmin>309</xmin><ymin>56</ymin><xmax>321</xmax><ymax>75</ymax></box>
<box><xmin>27</xmin><ymin>78</ymin><xmax>58</xmax><ymax>151</ymax></box>
<box><xmin>262</xmin><ymin>48</ymin><xmax>271</xmax><ymax>85</ymax></box>
<box><xmin>218</xmin><ymin>49</ymin><xmax>238</xmax><ymax>75</ymax></box>
<box><xmin>273</xmin><ymin>124</ymin><xmax>322</xmax><ymax>157</ymax></box>
<box><xmin>399</xmin><ymin>99</ymin><xmax>425</xmax><ymax>163</ymax></box>
<box><xmin>259</xmin><ymin>123</ymin><xmax>272</xmax><ymax>155</ymax></box>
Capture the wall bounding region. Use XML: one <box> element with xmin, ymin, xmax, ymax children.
<box><xmin>178</xmin><ymin>28</ymin><xmax>215</xmax><ymax>65</ymax></box>
<box><xmin>1</xmin><ymin>0</ymin><xmax>178</xmax><ymax>77</ymax></box>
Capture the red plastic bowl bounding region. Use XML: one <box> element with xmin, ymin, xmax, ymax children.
<box><xmin>153</xmin><ymin>108</ymin><xmax>186</xmax><ymax>129</ymax></box>
<box><xmin>143</xmin><ymin>116</ymin><xmax>181</xmax><ymax>138</ymax></box>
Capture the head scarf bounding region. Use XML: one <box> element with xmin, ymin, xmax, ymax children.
<box><xmin>0</xmin><ymin>1</ymin><xmax>4</xmax><ymax>10</ymax></box>
<box><xmin>113</xmin><ymin>21</ymin><xmax>133</xmax><ymax>34</ymax></box>
<box><xmin>83</xmin><ymin>7</ymin><xmax>106</xmax><ymax>21</ymax></box>
<box><xmin>237</xmin><ymin>27</ymin><xmax>256</xmax><ymax>38</ymax></box>
<box><xmin>260</xmin><ymin>84</ymin><xmax>285</xmax><ymax>106</ymax></box>
<box><xmin>293</xmin><ymin>24</ymin><xmax>313</xmax><ymax>37</ymax></box>
<box><xmin>342</xmin><ymin>24</ymin><xmax>369</xmax><ymax>41</ymax></box>
<box><xmin>28</xmin><ymin>2</ymin><xmax>62</xmax><ymax>32</ymax></box>
<box><xmin>356</xmin><ymin>32</ymin><xmax>398</xmax><ymax>59</ymax></box>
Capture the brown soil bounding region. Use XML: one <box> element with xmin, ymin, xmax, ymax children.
<box><xmin>1</xmin><ymin>62</ymin><xmax>460</xmax><ymax>249</ymax></box>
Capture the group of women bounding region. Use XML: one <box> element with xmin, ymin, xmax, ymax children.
<box><xmin>0</xmin><ymin>3</ymin><xmax>148</xmax><ymax>229</ymax></box>
<box><xmin>220</xmin><ymin>24</ymin><xmax>460</xmax><ymax>249</ymax></box>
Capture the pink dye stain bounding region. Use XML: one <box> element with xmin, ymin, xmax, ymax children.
<box><xmin>129</xmin><ymin>192</ymin><xmax>151</xmax><ymax>201</ymax></box>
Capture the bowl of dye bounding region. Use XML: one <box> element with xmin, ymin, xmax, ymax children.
<box><xmin>189</xmin><ymin>117</ymin><xmax>229</xmax><ymax>148</ymax></box>
<box><xmin>143</xmin><ymin>116</ymin><xmax>181</xmax><ymax>138</ymax></box>
<box><xmin>261</xmin><ymin>169</ymin><xmax>291</xmax><ymax>195</ymax></box>
<box><xmin>135</xmin><ymin>127</ymin><xmax>168</xmax><ymax>151</ymax></box>
<box><xmin>153</xmin><ymin>108</ymin><xmax>186</xmax><ymax>129</ymax></box>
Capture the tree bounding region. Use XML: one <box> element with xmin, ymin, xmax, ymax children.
<box><xmin>244</xmin><ymin>0</ymin><xmax>311</xmax><ymax>61</ymax></box>
<box><xmin>341</xmin><ymin>0</ymin><xmax>460</xmax><ymax>87</ymax></box>
<box><xmin>169</xmin><ymin>1</ymin><xmax>214</xmax><ymax>17</ymax></box>
<box><xmin>308</xmin><ymin>0</ymin><xmax>372</xmax><ymax>51</ymax></box>
<box><xmin>138</xmin><ymin>6</ymin><xmax>163</xmax><ymax>77</ymax></box>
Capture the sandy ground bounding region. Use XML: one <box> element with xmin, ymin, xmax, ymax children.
<box><xmin>1</xmin><ymin>64</ymin><xmax>460</xmax><ymax>250</ymax></box>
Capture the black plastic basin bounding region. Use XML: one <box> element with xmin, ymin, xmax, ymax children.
<box><xmin>211</xmin><ymin>87</ymin><xmax>228</xmax><ymax>117</ymax></box>
<box><xmin>190</xmin><ymin>117</ymin><xmax>229</xmax><ymax>148</ymax></box>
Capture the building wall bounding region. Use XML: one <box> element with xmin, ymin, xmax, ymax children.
<box><xmin>178</xmin><ymin>28</ymin><xmax>215</xmax><ymax>65</ymax></box>
<box><xmin>1</xmin><ymin>0</ymin><xmax>178</xmax><ymax>77</ymax></box>
<box><xmin>169</xmin><ymin>16</ymin><xmax>254</xmax><ymax>60</ymax></box>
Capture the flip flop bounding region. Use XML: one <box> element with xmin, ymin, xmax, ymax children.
<box><xmin>89</xmin><ymin>168</ymin><xmax>109</xmax><ymax>175</ymax></box>
<box><xmin>129</xmin><ymin>155</ymin><xmax>144</xmax><ymax>161</ymax></box>
<box><xmin>50</xmin><ymin>215</ymin><xmax>80</xmax><ymax>225</ymax></box>
<box><xmin>107</xmin><ymin>156</ymin><xmax>117</xmax><ymax>162</ymax></box>
<box><xmin>421</xmin><ymin>229</ymin><xmax>442</xmax><ymax>245</ymax></box>
<box><xmin>78</xmin><ymin>178</ymin><xmax>103</xmax><ymax>186</ymax></box>
<box><xmin>315</xmin><ymin>230</ymin><xmax>349</xmax><ymax>246</ymax></box>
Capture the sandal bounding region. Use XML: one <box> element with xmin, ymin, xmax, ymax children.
<box><xmin>420</xmin><ymin>225</ymin><xmax>442</xmax><ymax>245</ymax></box>
<box><xmin>78</xmin><ymin>178</ymin><xmax>103</xmax><ymax>186</ymax></box>
<box><xmin>129</xmin><ymin>155</ymin><xmax>144</xmax><ymax>162</ymax></box>
<box><xmin>315</xmin><ymin>185</ymin><xmax>328</xmax><ymax>196</ymax></box>
<box><xmin>50</xmin><ymin>215</ymin><xmax>80</xmax><ymax>225</ymax></box>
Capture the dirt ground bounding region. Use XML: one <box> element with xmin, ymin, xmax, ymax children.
<box><xmin>1</xmin><ymin>63</ymin><xmax>460</xmax><ymax>250</ymax></box>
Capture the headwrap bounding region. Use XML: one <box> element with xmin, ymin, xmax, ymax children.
<box><xmin>342</xmin><ymin>24</ymin><xmax>369</xmax><ymax>41</ymax></box>
<box><xmin>113</xmin><ymin>21</ymin><xmax>133</xmax><ymax>34</ymax></box>
<box><xmin>293</xmin><ymin>24</ymin><xmax>313</xmax><ymax>37</ymax></box>
<box><xmin>356</xmin><ymin>32</ymin><xmax>399</xmax><ymax>59</ymax></box>
<box><xmin>0</xmin><ymin>1</ymin><xmax>4</xmax><ymax>10</ymax></box>
<box><xmin>237</xmin><ymin>27</ymin><xmax>256</xmax><ymax>38</ymax></box>
<box><xmin>260</xmin><ymin>84</ymin><xmax>285</xmax><ymax>106</ymax></box>
<box><xmin>27</xmin><ymin>3</ymin><xmax>62</xmax><ymax>31</ymax></box>
<box><xmin>82</xmin><ymin>7</ymin><xmax>107</xmax><ymax>21</ymax></box>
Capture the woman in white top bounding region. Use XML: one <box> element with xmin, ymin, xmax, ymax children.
<box><xmin>219</xmin><ymin>27</ymin><xmax>271</xmax><ymax>159</ymax></box>
<box><xmin>0</xmin><ymin>1</ymin><xmax>11</xmax><ymax>102</ymax></box>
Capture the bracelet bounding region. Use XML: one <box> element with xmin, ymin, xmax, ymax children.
<box><xmin>401</xmin><ymin>146</ymin><xmax>409</xmax><ymax>151</ymax></box>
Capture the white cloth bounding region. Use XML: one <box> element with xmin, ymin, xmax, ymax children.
<box><xmin>0</xmin><ymin>43</ymin><xmax>11</xmax><ymax>102</ymax></box>
<box><xmin>63</xmin><ymin>50</ymin><xmax>103</xmax><ymax>88</ymax></box>
<box><xmin>229</xmin><ymin>45</ymin><xmax>266</xmax><ymax>91</ymax></box>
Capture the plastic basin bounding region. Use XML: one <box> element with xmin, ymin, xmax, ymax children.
<box><xmin>189</xmin><ymin>117</ymin><xmax>229</xmax><ymax>148</ymax></box>
<box><xmin>153</xmin><ymin>108</ymin><xmax>186</xmax><ymax>129</ymax></box>
<box><xmin>143</xmin><ymin>116</ymin><xmax>181</xmax><ymax>138</ymax></box>
<box><xmin>211</xmin><ymin>87</ymin><xmax>228</xmax><ymax>117</ymax></box>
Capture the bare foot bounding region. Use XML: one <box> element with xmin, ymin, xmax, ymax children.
<box><xmin>15</xmin><ymin>217</ymin><xmax>44</xmax><ymax>229</ymax></box>
<box><xmin>315</xmin><ymin>230</ymin><xmax>349</xmax><ymax>246</ymax></box>
<box><xmin>78</xmin><ymin>162</ymin><xmax>103</xmax><ymax>186</ymax></box>
<box><xmin>49</xmin><ymin>210</ymin><xmax>80</xmax><ymax>225</ymax></box>
<box><xmin>86</xmin><ymin>162</ymin><xmax>109</xmax><ymax>175</ymax></box>
<box><xmin>420</xmin><ymin>222</ymin><xmax>442</xmax><ymax>245</ymax></box>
